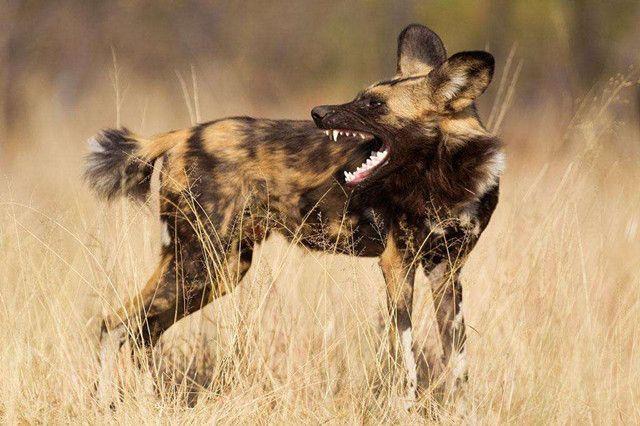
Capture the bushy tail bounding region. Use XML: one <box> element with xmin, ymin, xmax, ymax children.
<box><xmin>84</xmin><ymin>127</ymin><xmax>176</xmax><ymax>201</ymax></box>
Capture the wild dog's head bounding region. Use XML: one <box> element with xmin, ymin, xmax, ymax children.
<box><xmin>311</xmin><ymin>24</ymin><xmax>495</xmax><ymax>188</ymax></box>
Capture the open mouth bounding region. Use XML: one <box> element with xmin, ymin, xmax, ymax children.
<box><xmin>322</xmin><ymin>128</ymin><xmax>390</xmax><ymax>186</ymax></box>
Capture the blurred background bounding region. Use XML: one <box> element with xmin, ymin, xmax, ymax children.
<box><xmin>1</xmin><ymin>0</ymin><xmax>638</xmax><ymax>164</ymax></box>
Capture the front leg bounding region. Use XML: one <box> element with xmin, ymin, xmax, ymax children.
<box><xmin>379</xmin><ymin>231</ymin><xmax>418</xmax><ymax>409</ymax></box>
<box><xmin>425</xmin><ymin>260</ymin><xmax>468</xmax><ymax>395</ymax></box>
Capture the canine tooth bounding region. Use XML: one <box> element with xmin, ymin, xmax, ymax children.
<box><xmin>332</xmin><ymin>130</ymin><xmax>339</xmax><ymax>141</ymax></box>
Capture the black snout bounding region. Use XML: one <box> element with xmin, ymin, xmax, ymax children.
<box><xmin>311</xmin><ymin>105</ymin><xmax>334</xmax><ymax>127</ymax></box>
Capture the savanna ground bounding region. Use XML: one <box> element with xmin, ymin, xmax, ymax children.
<box><xmin>1</xmin><ymin>3</ymin><xmax>640</xmax><ymax>423</ymax></box>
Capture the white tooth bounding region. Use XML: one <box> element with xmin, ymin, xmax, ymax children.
<box><xmin>333</xmin><ymin>130</ymin><xmax>339</xmax><ymax>141</ymax></box>
<box><xmin>339</xmin><ymin>131</ymin><xmax>344</xmax><ymax>136</ymax></box>
<box><xmin>324</xmin><ymin>130</ymin><xmax>329</xmax><ymax>136</ymax></box>
<box><xmin>360</xmin><ymin>133</ymin><xmax>365</xmax><ymax>139</ymax></box>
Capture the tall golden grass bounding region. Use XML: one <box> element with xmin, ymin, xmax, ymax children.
<box><xmin>0</xmin><ymin>64</ymin><xmax>639</xmax><ymax>423</ymax></box>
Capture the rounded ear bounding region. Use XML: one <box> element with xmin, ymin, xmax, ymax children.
<box><xmin>429</xmin><ymin>51</ymin><xmax>495</xmax><ymax>113</ymax></box>
<box><xmin>396</xmin><ymin>24</ymin><xmax>447</xmax><ymax>76</ymax></box>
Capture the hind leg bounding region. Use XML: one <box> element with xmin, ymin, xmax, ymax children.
<box><xmin>96</xmin><ymin>238</ymin><xmax>254</xmax><ymax>402</ymax></box>
<box><xmin>96</xmin><ymin>251</ymin><xmax>208</xmax><ymax>402</ymax></box>
<box><xmin>96</xmin><ymin>252</ymin><xmax>180</xmax><ymax>402</ymax></box>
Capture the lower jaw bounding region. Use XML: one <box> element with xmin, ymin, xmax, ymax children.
<box><xmin>341</xmin><ymin>136</ymin><xmax>390</xmax><ymax>186</ymax></box>
<box><xmin>346</xmin><ymin>161</ymin><xmax>388</xmax><ymax>187</ymax></box>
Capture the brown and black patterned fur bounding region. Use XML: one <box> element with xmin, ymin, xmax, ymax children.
<box><xmin>87</xmin><ymin>24</ymin><xmax>503</xmax><ymax>406</ymax></box>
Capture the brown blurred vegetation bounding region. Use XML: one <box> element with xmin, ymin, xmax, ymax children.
<box><xmin>1</xmin><ymin>0</ymin><xmax>639</xmax><ymax>161</ymax></box>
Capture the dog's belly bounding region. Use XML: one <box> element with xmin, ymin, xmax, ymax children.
<box><xmin>280</xmin><ymin>182</ymin><xmax>387</xmax><ymax>257</ymax></box>
<box><xmin>278</xmin><ymin>206</ymin><xmax>386</xmax><ymax>257</ymax></box>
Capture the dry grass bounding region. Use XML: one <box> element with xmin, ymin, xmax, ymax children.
<box><xmin>1</xmin><ymin>70</ymin><xmax>639</xmax><ymax>424</ymax></box>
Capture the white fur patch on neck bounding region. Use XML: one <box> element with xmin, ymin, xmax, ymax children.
<box><xmin>161</xmin><ymin>220</ymin><xmax>171</xmax><ymax>247</ymax></box>
<box><xmin>475</xmin><ymin>149</ymin><xmax>505</xmax><ymax>198</ymax></box>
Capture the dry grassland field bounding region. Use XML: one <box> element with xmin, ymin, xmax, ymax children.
<box><xmin>1</xmin><ymin>3</ymin><xmax>640</xmax><ymax>424</ymax></box>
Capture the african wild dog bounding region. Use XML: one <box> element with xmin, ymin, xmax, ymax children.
<box><xmin>86</xmin><ymin>24</ymin><xmax>503</xmax><ymax>406</ymax></box>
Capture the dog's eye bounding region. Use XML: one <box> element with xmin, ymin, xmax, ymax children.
<box><xmin>367</xmin><ymin>99</ymin><xmax>384</xmax><ymax>108</ymax></box>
